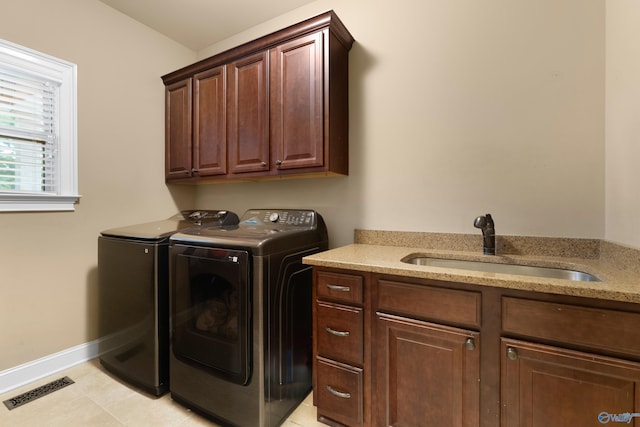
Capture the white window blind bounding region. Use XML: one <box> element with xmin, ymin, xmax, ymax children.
<box><xmin>0</xmin><ymin>39</ymin><xmax>78</xmax><ymax>212</ymax></box>
<box><xmin>0</xmin><ymin>67</ymin><xmax>58</xmax><ymax>193</ymax></box>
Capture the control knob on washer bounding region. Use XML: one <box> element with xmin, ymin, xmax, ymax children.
<box><xmin>268</xmin><ymin>212</ymin><xmax>280</xmax><ymax>223</ymax></box>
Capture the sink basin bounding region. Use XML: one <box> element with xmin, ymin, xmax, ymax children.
<box><xmin>402</xmin><ymin>256</ymin><xmax>600</xmax><ymax>282</ymax></box>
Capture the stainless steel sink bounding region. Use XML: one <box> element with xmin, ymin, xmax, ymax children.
<box><xmin>402</xmin><ymin>256</ymin><xmax>600</xmax><ymax>282</ymax></box>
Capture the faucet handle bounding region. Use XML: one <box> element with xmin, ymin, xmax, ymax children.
<box><xmin>473</xmin><ymin>215</ymin><xmax>487</xmax><ymax>229</ymax></box>
<box><xmin>474</xmin><ymin>214</ymin><xmax>495</xmax><ymax>229</ymax></box>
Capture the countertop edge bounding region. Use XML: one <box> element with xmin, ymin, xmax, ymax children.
<box><xmin>303</xmin><ymin>243</ymin><xmax>640</xmax><ymax>304</ymax></box>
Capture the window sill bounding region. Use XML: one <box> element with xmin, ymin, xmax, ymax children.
<box><xmin>0</xmin><ymin>194</ymin><xmax>81</xmax><ymax>212</ymax></box>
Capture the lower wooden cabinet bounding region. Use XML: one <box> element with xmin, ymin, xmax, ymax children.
<box><xmin>501</xmin><ymin>338</ymin><xmax>640</xmax><ymax>427</ymax></box>
<box><xmin>316</xmin><ymin>301</ymin><xmax>364</xmax><ymax>366</ymax></box>
<box><xmin>375</xmin><ymin>313</ymin><xmax>480</xmax><ymax>427</ymax></box>
<box><xmin>314</xmin><ymin>269</ymin><xmax>370</xmax><ymax>426</ymax></box>
<box><xmin>316</xmin><ymin>356</ymin><xmax>364</xmax><ymax>426</ymax></box>
<box><xmin>311</xmin><ymin>267</ymin><xmax>640</xmax><ymax>426</ymax></box>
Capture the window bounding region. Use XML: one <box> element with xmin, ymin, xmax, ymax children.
<box><xmin>0</xmin><ymin>39</ymin><xmax>78</xmax><ymax>212</ymax></box>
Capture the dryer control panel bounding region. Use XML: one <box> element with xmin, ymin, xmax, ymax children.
<box><xmin>261</xmin><ymin>210</ymin><xmax>315</xmax><ymax>226</ymax></box>
<box><xmin>171</xmin><ymin>208</ymin><xmax>327</xmax><ymax>255</ymax></box>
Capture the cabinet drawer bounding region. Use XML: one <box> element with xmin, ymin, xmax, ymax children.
<box><xmin>503</xmin><ymin>297</ymin><xmax>640</xmax><ymax>357</ymax></box>
<box><xmin>316</xmin><ymin>356</ymin><xmax>364</xmax><ymax>426</ymax></box>
<box><xmin>377</xmin><ymin>279</ymin><xmax>481</xmax><ymax>328</ymax></box>
<box><xmin>317</xmin><ymin>301</ymin><xmax>364</xmax><ymax>365</ymax></box>
<box><xmin>317</xmin><ymin>271</ymin><xmax>363</xmax><ymax>304</ymax></box>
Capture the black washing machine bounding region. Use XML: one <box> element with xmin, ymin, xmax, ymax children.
<box><xmin>169</xmin><ymin>209</ymin><xmax>328</xmax><ymax>426</ymax></box>
<box><xmin>98</xmin><ymin>210</ymin><xmax>239</xmax><ymax>395</ymax></box>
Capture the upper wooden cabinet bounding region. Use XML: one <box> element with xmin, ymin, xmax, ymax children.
<box><xmin>227</xmin><ymin>52</ymin><xmax>269</xmax><ymax>175</ymax></box>
<box><xmin>162</xmin><ymin>11</ymin><xmax>354</xmax><ymax>183</ymax></box>
<box><xmin>165</xmin><ymin>78</ymin><xmax>192</xmax><ymax>179</ymax></box>
<box><xmin>194</xmin><ymin>66</ymin><xmax>227</xmax><ymax>176</ymax></box>
<box><xmin>270</xmin><ymin>31</ymin><xmax>324</xmax><ymax>172</ymax></box>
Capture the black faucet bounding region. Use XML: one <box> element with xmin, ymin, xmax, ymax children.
<box><xmin>473</xmin><ymin>214</ymin><xmax>496</xmax><ymax>255</ymax></box>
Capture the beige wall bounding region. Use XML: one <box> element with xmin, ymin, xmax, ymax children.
<box><xmin>0</xmin><ymin>0</ymin><xmax>196</xmax><ymax>370</ymax></box>
<box><xmin>605</xmin><ymin>0</ymin><xmax>640</xmax><ymax>249</ymax></box>
<box><xmin>194</xmin><ymin>0</ymin><xmax>605</xmax><ymax>248</ymax></box>
<box><xmin>1</xmin><ymin>0</ymin><xmax>626</xmax><ymax>373</ymax></box>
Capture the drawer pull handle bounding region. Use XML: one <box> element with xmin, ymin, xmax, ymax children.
<box><xmin>326</xmin><ymin>385</ymin><xmax>351</xmax><ymax>399</ymax></box>
<box><xmin>326</xmin><ymin>284</ymin><xmax>351</xmax><ymax>292</ymax></box>
<box><xmin>325</xmin><ymin>327</ymin><xmax>350</xmax><ymax>337</ymax></box>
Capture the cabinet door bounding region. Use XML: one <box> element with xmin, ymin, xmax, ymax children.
<box><xmin>270</xmin><ymin>31</ymin><xmax>324</xmax><ymax>171</ymax></box>
<box><xmin>227</xmin><ymin>52</ymin><xmax>270</xmax><ymax>174</ymax></box>
<box><xmin>375</xmin><ymin>313</ymin><xmax>480</xmax><ymax>427</ymax></box>
<box><xmin>502</xmin><ymin>338</ymin><xmax>640</xmax><ymax>427</ymax></box>
<box><xmin>165</xmin><ymin>78</ymin><xmax>192</xmax><ymax>180</ymax></box>
<box><xmin>193</xmin><ymin>66</ymin><xmax>226</xmax><ymax>176</ymax></box>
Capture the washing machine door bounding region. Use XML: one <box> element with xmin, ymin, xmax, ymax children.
<box><xmin>171</xmin><ymin>245</ymin><xmax>251</xmax><ymax>385</ymax></box>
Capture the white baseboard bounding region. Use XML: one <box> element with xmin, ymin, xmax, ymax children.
<box><xmin>0</xmin><ymin>338</ymin><xmax>103</xmax><ymax>395</ymax></box>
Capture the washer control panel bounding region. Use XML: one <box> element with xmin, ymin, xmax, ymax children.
<box><xmin>179</xmin><ymin>210</ymin><xmax>239</xmax><ymax>225</ymax></box>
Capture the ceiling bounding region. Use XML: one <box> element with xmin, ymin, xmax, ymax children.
<box><xmin>98</xmin><ymin>0</ymin><xmax>317</xmax><ymax>51</ymax></box>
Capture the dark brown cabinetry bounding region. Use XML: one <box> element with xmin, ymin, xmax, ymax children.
<box><xmin>311</xmin><ymin>266</ymin><xmax>640</xmax><ymax>426</ymax></box>
<box><xmin>501</xmin><ymin>297</ymin><xmax>640</xmax><ymax>426</ymax></box>
<box><xmin>194</xmin><ymin>66</ymin><xmax>227</xmax><ymax>176</ymax></box>
<box><xmin>374</xmin><ymin>279</ymin><xmax>481</xmax><ymax>427</ymax></box>
<box><xmin>165</xmin><ymin>67</ymin><xmax>229</xmax><ymax>179</ymax></box>
<box><xmin>227</xmin><ymin>52</ymin><xmax>269</xmax><ymax>175</ymax></box>
<box><xmin>165</xmin><ymin>78</ymin><xmax>192</xmax><ymax>179</ymax></box>
<box><xmin>313</xmin><ymin>269</ymin><xmax>371</xmax><ymax>427</ymax></box>
<box><xmin>502</xmin><ymin>338</ymin><xmax>640</xmax><ymax>427</ymax></box>
<box><xmin>375</xmin><ymin>313</ymin><xmax>480</xmax><ymax>427</ymax></box>
<box><xmin>162</xmin><ymin>11</ymin><xmax>353</xmax><ymax>183</ymax></box>
<box><xmin>270</xmin><ymin>31</ymin><xmax>324</xmax><ymax>172</ymax></box>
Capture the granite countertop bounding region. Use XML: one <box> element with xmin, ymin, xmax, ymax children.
<box><xmin>302</xmin><ymin>231</ymin><xmax>640</xmax><ymax>304</ymax></box>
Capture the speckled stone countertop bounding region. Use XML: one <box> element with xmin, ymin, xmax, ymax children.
<box><xmin>302</xmin><ymin>230</ymin><xmax>640</xmax><ymax>304</ymax></box>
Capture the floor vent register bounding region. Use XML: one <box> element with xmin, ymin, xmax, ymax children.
<box><xmin>3</xmin><ymin>377</ymin><xmax>75</xmax><ymax>410</ymax></box>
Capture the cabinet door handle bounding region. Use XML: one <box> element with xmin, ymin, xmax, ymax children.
<box><xmin>506</xmin><ymin>347</ymin><xmax>518</xmax><ymax>361</ymax></box>
<box><xmin>326</xmin><ymin>284</ymin><xmax>351</xmax><ymax>292</ymax></box>
<box><xmin>325</xmin><ymin>327</ymin><xmax>350</xmax><ymax>337</ymax></box>
<box><xmin>275</xmin><ymin>160</ymin><xmax>282</xmax><ymax>168</ymax></box>
<box><xmin>191</xmin><ymin>168</ymin><xmax>198</xmax><ymax>173</ymax></box>
<box><xmin>464</xmin><ymin>338</ymin><xmax>476</xmax><ymax>351</ymax></box>
<box><xmin>326</xmin><ymin>385</ymin><xmax>351</xmax><ymax>399</ymax></box>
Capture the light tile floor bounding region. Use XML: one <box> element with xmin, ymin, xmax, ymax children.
<box><xmin>0</xmin><ymin>359</ymin><xmax>325</xmax><ymax>426</ymax></box>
